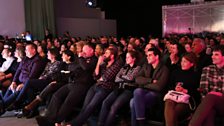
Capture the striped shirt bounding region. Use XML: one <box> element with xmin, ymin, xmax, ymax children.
<box><xmin>94</xmin><ymin>59</ymin><xmax>123</xmax><ymax>89</ymax></box>
<box><xmin>200</xmin><ymin>65</ymin><xmax>224</xmax><ymax>97</ymax></box>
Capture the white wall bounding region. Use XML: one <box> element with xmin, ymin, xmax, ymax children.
<box><xmin>0</xmin><ymin>0</ymin><xmax>25</xmax><ymax>38</ymax></box>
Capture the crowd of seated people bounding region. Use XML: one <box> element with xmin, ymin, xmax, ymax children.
<box><xmin>0</xmin><ymin>31</ymin><xmax>223</xmax><ymax>126</ymax></box>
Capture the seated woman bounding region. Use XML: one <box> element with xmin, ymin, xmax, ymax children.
<box><xmin>164</xmin><ymin>52</ymin><xmax>201</xmax><ymax>126</ymax></box>
<box><xmin>97</xmin><ymin>50</ymin><xmax>141</xmax><ymax>126</ymax></box>
<box><xmin>37</xmin><ymin>44</ymin><xmax>48</xmax><ymax>63</ymax></box>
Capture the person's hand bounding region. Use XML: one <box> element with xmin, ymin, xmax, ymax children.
<box><xmin>16</xmin><ymin>84</ymin><xmax>24</xmax><ymax>91</ymax></box>
<box><xmin>9</xmin><ymin>82</ymin><xmax>17</xmax><ymax>91</ymax></box>
<box><xmin>0</xmin><ymin>76</ymin><xmax>5</xmax><ymax>81</ymax></box>
<box><xmin>170</xmin><ymin>53</ymin><xmax>177</xmax><ymax>64</ymax></box>
<box><xmin>152</xmin><ymin>80</ymin><xmax>157</xmax><ymax>83</ymax></box>
<box><xmin>175</xmin><ymin>84</ymin><xmax>188</xmax><ymax>93</ymax></box>
<box><xmin>78</xmin><ymin>52</ymin><xmax>85</xmax><ymax>58</ymax></box>
<box><xmin>208</xmin><ymin>91</ymin><xmax>223</xmax><ymax>97</ymax></box>
<box><xmin>49</xmin><ymin>81</ymin><xmax>57</xmax><ymax>85</ymax></box>
<box><xmin>97</xmin><ymin>56</ymin><xmax>104</xmax><ymax>65</ymax></box>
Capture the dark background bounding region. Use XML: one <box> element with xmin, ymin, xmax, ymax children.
<box><xmin>93</xmin><ymin>0</ymin><xmax>217</xmax><ymax>38</ymax></box>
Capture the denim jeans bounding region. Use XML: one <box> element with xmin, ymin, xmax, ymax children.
<box><xmin>71</xmin><ymin>84</ymin><xmax>112</xmax><ymax>126</ymax></box>
<box><xmin>130</xmin><ymin>88</ymin><xmax>159</xmax><ymax>126</ymax></box>
<box><xmin>16</xmin><ymin>79</ymin><xmax>51</xmax><ymax>103</ymax></box>
<box><xmin>3</xmin><ymin>89</ymin><xmax>19</xmax><ymax>107</ymax></box>
<box><xmin>98</xmin><ymin>89</ymin><xmax>133</xmax><ymax>126</ymax></box>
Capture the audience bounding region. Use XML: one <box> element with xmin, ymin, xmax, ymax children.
<box><xmin>69</xmin><ymin>47</ymin><xmax>123</xmax><ymax>126</ymax></box>
<box><xmin>0</xmin><ymin>43</ymin><xmax>45</xmax><ymax>115</ymax></box>
<box><xmin>15</xmin><ymin>48</ymin><xmax>61</xmax><ymax>118</ymax></box>
<box><xmin>36</xmin><ymin>43</ymin><xmax>98</xmax><ymax>126</ymax></box>
<box><xmin>23</xmin><ymin>50</ymin><xmax>75</xmax><ymax>118</ymax></box>
<box><xmin>0</xmin><ymin>31</ymin><xmax>223</xmax><ymax>126</ymax></box>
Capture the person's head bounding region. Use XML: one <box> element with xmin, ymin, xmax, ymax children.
<box><xmin>95</xmin><ymin>44</ymin><xmax>104</xmax><ymax>57</ymax></box>
<box><xmin>76</xmin><ymin>41</ymin><xmax>86</xmax><ymax>54</ymax></box>
<box><xmin>181</xmin><ymin>52</ymin><xmax>197</xmax><ymax>70</ymax></box>
<box><xmin>165</xmin><ymin>40</ymin><xmax>171</xmax><ymax>52</ymax></box>
<box><xmin>211</xmin><ymin>45</ymin><xmax>224</xmax><ymax>67</ymax></box>
<box><xmin>120</xmin><ymin>38</ymin><xmax>127</xmax><ymax>46</ymax></box>
<box><xmin>14</xmin><ymin>46</ymin><xmax>25</xmax><ymax>60</ymax></box>
<box><xmin>220</xmin><ymin>38</ymin><xmax>224</xmax><ymax>45</ymax></box>
<box><xmin>126</xmin><ymin>50</ymin><xmax>138</xmax><ymax>66</ymax></box>
<box><xmin>33</xmin><ymin>40</ymin><xmax>40</xmax><ymax>46</ymax></box>
<box><xmin>66</xmin><ymin>40</ymin><xmax>72</xmax><ymax>47</ymax></box>
<box><xmin>25</xmin><ymin>43</ymin><xmax>37</xmax><ymax>58</ymax></box>
<box><xmin>170</xmin><ymin>42</ymin><xmax>185</xmax><ymax>57</ymax></box>
<box><xmin>60</xmin><ymin>43</ymin><xmax>68</xmax><ymax>52</ymax></box>
<box><xmin>37</xmin><ymin>44</ymin><xmax>47</xmax><ymax>55</ymax></box>
<box><xmin>47</xmin><ymin>41</ymin><xmax>53</xmax><ymax>49</ymax></box>
<box><xmin>100</xmin><ymin>36</ymin><xmax>108</xmax><ymax>44</ymax></box>
<box><xmin>149</xmin><ymin>39</ymin><xmax>159</xmax><ymax>47</ymax></box>
<box><xmin>69</xmin><ymin>44</ymin><xmax>77</xmax><ymax>54</ymax></box>
<box><xmin>184</xmin><ymin>42</ymin><xmax>192</xmax><ymax>53</ymax></box>
<box><xmin>144</xmin><ymin>43</ymin><xmax>155</xmax><ymax>55</ymax></box>
<box><xmin>82</xmin><ymin>43</ymin><xmax>95</xmax><ymax>58</ymax></box>
<box><xmin>146</xmin><ymin>47</ymin><xmax>161</xmax><ymax>64</ymax></box>
<box><xmin>47</xmin><ymin>48</ymin><xmax>60</xmax><ymax>61</ymax></box>
<box><xmin>103</xmin><ymin>47</ymin><xmax>118</xmax><ymax>63</ymax></box>
<box><xmin>209</xmin><ymin>38</ymin><xmax>218</xmax><ymax>47</ymax></box>
<box><xmin>54</xmin><ymin>38</ymin><xmax>60</xmax><ymax>48</ymax></box>
<box><xmin>127</xmin><ymin>42</ymin><xmax>136</xmax><ymax>51</ymax></box>
<box><xmin>134</xmin><ymin>38</ymin><xmax>141</xmax><ymax>46</ymax></box>
<box><xmin>192</xmin><ymin>38</ymin><xmax>206</xmax><ymax>55</ymax></box>
<box><xmin>1</xmin><ymin>47</ymin><xmax>13</xmax><ymax>59</ymax></box>
<box><xmin>62</xmin><ymin>50</ymin><xmax>74</xmax><ymax>63</ymax></box>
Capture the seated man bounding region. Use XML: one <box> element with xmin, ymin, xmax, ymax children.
<box><xmin>189</xmin><ymin>45</ymin><xmax>224</xmax><ymax>126</ymax></box>
<box><xmin>130</xmin><ymin>47</ymin><xmax>169</xmax><ymax>126</ymax></box>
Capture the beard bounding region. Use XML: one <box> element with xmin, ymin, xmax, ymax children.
<box><xmin>103</xmin><ymin>57</ymin><xmax>111</xmax><ymax>64</ymax></box>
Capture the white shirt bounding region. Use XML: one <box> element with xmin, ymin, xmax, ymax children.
<box><xmin>0</xmin><ymin>57</ymin><xmax>15</xmax><ymax>72</ymax></box>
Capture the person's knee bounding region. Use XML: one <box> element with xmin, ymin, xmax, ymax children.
<box><xmin>102</xmin><ymin>99</ymin><xmax>111</xmax><ymax>109</ymax></box>
<box><xmin>110</xmin><ymin>102</ymin><xmax>120</xmax><ymax>114</ymax></box>
<box><xmin>133</xmin><ymin>88</ymin><xmax>143</xmax><ymax>96</ymax></box>
<box><xmin>165</xmin><ymin>99</ymin><xmax>175</xmax><ymax>106</ymax></box>
<box><xmin>130</xmin><ymin>99</ymin><xmax>134</xmax><ymax>109</ymax></box>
